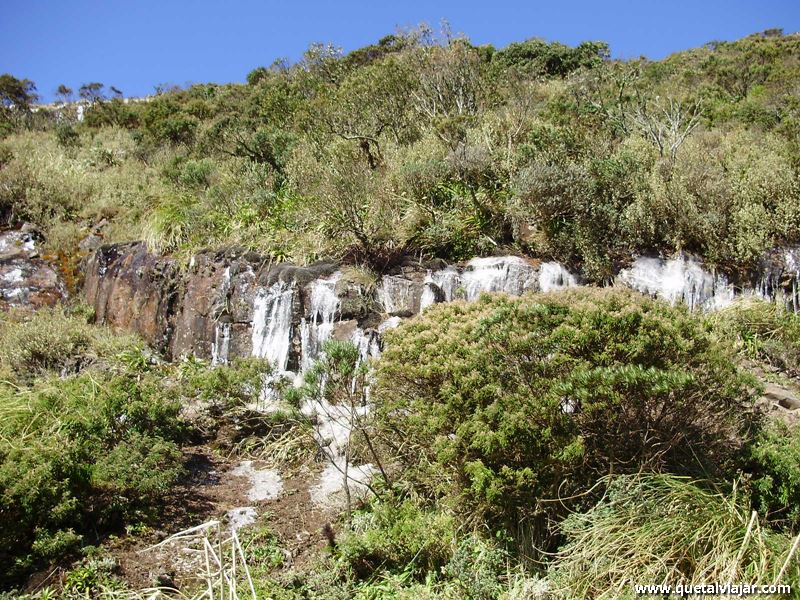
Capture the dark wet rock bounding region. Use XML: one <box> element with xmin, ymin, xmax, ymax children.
<box><xmin>83</xmin><ymin>242</ymin><xmax>181</xmax><ymax>354</ymax></box>
<box><xmin>754</xmin><ymin>247</ymin><xmax>800</xmax><ymax>312</ymax></box>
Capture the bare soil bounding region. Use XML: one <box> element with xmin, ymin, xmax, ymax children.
<box><xmin>25</xmin><ymin>444</ymin><xmax>336</xmax><ymax>595</ymax></box>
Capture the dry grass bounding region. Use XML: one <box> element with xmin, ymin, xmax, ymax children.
<box><xmin>102</xmin><ymin>521</ymin><xmax>257</xmax><ymax>600</ymax></box>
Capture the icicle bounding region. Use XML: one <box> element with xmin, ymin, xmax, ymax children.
<box><xmin>251</xmin><ymin>281</ymin><xmax>295</xmax><ymax>371</ymax></box>
<box><xmin>300</xmin><ymin>273</ymin><xmax>341</xmax><ymax>371</ymax></box>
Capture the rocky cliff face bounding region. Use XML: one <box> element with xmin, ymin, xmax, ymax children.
<box><xmin>82</xmin><ymin>242</ymin><xmax>800</xmax><ymax>370</ymax></box>
<box><xmin>0</xmin><ymin>229</ymin><xmax>66</xmax><ymax>309</ymax></box>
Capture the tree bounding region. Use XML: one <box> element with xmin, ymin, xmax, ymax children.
<box><xmin>630</xmin><ymin>95</ymin><xmax>702</xmax><ymax>161</ymax></box>
<box><xmin>491</xmin><ymin>38</ymin><xmax>609</xmax><ymax>78</ymax></box>
<box><xmin>55</xmin><ymin>84</ymin><xmax>73</xmax><ymax>104</ymax></box>
<box><xmin>0</xmin><ymin>74</ymin><xmax>37</xmax><ymax>132</ymax></box>
<box><xmin>0</xmin><ymin>74</ymin><xmax>37</xmax><ymax>110</ymax></box>
<box><xmin>79</xmin><ymin>82</ymin><xmax>106</xmax><ymax>103</ymax></box>
<box><xmin>411</xmin><ymin>39</ymin><xmax>484</xmax><ymax>148</ymax></box>
<box><xmin>308</xmin><ymin>56</ymin><xmax>418</xmax><ymax>168</ymax></box>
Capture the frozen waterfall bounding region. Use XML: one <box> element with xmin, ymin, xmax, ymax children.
<box><xmin>211</xmin><ymin>267</ymin><xmax>232</xmax><ymax>366</ymax></box>
<box><xmin>300</xmin><ymin>273</ymin><xmax>341</xmax><ymax>371</ymax></box>
<box><xmin>251</xmin><ymin>281</ymin><xmax>295</xmax><ymax>372</ymax></box>
<box><xmin>616</xmin><ymin>256</ymin><xmax>735</xmax><ymax>311</ymax></box>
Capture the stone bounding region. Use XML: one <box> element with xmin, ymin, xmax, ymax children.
<box><xmin>0</xmin><ymin>230</ymin><xmax>66</xmax><ymax>309</ymax></box>
<box><xmin>763</xmin><ymin>383</ymin><xmax>800</xmax><ymax>411</ymax></box>
<box><xmin>79</xmin><ymin>234</ymin><xmax>104</xmax><ymax>252</ymax></box>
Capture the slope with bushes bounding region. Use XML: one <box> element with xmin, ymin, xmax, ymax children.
<box><xmin>1</xmin><ymin>28</ymin><xmax>798</xmax><ymax>278</ymax></box>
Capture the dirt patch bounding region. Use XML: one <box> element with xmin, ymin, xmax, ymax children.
<box><xmin>102</xmin><ymin>447</ymin><xmax>339</xmax><ymax>592</ymax></box>
<box><xmin>261</xmin><ymin>468</ymin><xmax>338</xmax><ymax>568</ymax></box>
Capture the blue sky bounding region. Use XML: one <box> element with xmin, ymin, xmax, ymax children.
<box><xmin>2</xmin><ymin>0</ymin><xmax>799</xmax><ymax>102</ymax></box>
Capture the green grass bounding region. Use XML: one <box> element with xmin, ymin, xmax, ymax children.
<box><xmin>550</xmin><ymin>475</ymin><xmax>800</xmax><ymax>599</ymax></box>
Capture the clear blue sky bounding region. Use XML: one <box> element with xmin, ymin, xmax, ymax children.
<box><xmin>2</xmin><ymin>0</ymin><xmax>799</xmax><ymax>102</ymax></box>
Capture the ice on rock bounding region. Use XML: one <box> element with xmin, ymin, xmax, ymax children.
<box><xmin>300</xmin><ymin>273</ymin><xmax>341</xmax><ymax>371</ymax></box>
<box><xmin>310</xmin><ymin>459</ymin><xmax>378</xmax><ymax>507</ymax></box>
<box><xmin>378</xmin><ymin>275</ymin><xmax>420</xmax><ymax>315</ymax></box>
<box><xmin>461</xmin><ymin>256</ymin><xmax>538</xmax><ymax>300</ymax></box>
<box><xmin>538</xmin><ymin>262</ymin><xmax>578</xmax><ymax>292</ymax></box>
<box><xmin>420</xmin><ymin>267</ymin><xmax>460</xmax><ymax>310</ymax></box>
<box><xmin>617</xmin><ymin>256</ymin><xmax>734</xmax><ymax>311</ymax></box>
<box><xmin>211</xmin><ymin>267</ymin><xmax>233</xmax><ymax>366</ymax></box>
<box><xmin>2</xmin><ymin>268</ymin><xmax>24</xmax><ymax>284</ymax></box>
<box><xmin>226</xmin><ymin>507</ymin><xmax>257</xmax><ymax>531</ymax></box>
<box><xmin>251</xmin><ymin>281</ymin><xmax>295</xmax><ymax>371</ymax></box>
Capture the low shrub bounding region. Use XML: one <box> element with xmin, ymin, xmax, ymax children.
<box><xmin>746</xmin><ymin>423</ymin><xmax>800</xmax><ymax>532</ymax></box>
<box><xmin>336</xmin><ymin>497</ymin><xmax>457</xmax><ymax>580</ymax></box>
<box><xmin>0</xmin><ymin>310</ymin><xmax>187</xmax><ymax>586</ymax></box>
<box><xmin>0</xmin><ymin>307</ymin><xmax>137</xmax><ymax>379</ymax></box>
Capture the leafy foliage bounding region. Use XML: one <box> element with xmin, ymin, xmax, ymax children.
<box><xmin>2</xmin><ymin>29</ymin><xmax>798</xmax><ymax>274</ymax></box>
<box><xmin>374</xmin><ymin>289</ymin><xmax>757</xmax><ymax>546</ymax></box>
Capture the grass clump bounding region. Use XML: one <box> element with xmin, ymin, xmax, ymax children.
<box><xmin>711</xmin><ymin>297</ymin><xmax>800</xmax><ymax>376</ymax></box>
<box><xmin>550</xmin><ymin>474</ymin><xmax>800</xmax><ymax>599</ymax></box>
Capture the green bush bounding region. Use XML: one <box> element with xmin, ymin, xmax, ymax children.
<box><xmin>746</xmin><ymin>423</ymin><xmax>800</xmax><ymax>531</ymax></box>
<box><xmin>375</xmin><ymin>289</ymin><xmax>757</xmax><ymax>547</ymax></box>
<box><xmin>337</xmin><ymin>497</ymin><xmax>456</xmax><ymax>580</ymax></box>
<box><xmin>54</xmin><ymin>124</ymin><xmax>80</xmax><ymax>149</ymax></box>
<box><xmin>0</xmin><ymin>365</ymin><xmax>186</xmax><ymax>584</ymax></box>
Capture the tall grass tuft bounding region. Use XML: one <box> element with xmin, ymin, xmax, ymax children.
<box><xmin>711</xmin><ymin>297</ymin><xmax>800</xmax><ymax>376</ymax></box>
<box><xmin>550</xmin><ymin>474</ymin><xmax>800</xmax><ymax>599</ymax></box>
<box><xmin>142</xmin><ymin>193</ymin><xmax>201</xmax><ymax>254</ymax></box>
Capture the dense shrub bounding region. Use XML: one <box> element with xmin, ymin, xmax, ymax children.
<box><xmin>374</xmin><ymin>289</ymin><xmax>757</xmax><ymax>546</ymax></box>
<box><xmin>3</xmin><ymin>30</ymin><xmax>798</xmax><ymax>270</ymax></box>
<box><xmin>0</xmin><ymin>365</ymin><xmax>185</xmax><ymax>584</ymax></box>
<box><xmin>746</xmin><ymin>423</ymin><xmax>800</xmax><ymax>532</ymax></box>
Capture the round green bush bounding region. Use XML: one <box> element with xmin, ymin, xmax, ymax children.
<box><xmin>374</xmin><ymin>288</ymin><xmax>757</xmax><ymax>543</ymax></box>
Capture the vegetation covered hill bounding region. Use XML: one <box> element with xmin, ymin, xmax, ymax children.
<box><xmin>2</xmin><ymin>27</ymin><xmax>800</xmax><ymax>599</ymax></box>
<box><xmin>1</xmin><ymin>27</ymin><xmax>799</xmax><ymax>281</ymax></box>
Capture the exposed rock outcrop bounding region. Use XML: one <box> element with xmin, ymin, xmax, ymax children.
<box><xmin>82</xmin><ymin>245</ymin><xmax>584</xmax><ymax>367</ymax></box>
<box><xmin>82</xmin><ymin>243</ymin><xmax>800</xmax><ymax>370</ymax></box>
<box><xmin>0</xmin><ymin>229</ymin><xmax>66</xmax><ymax>309</ymax></box>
